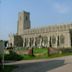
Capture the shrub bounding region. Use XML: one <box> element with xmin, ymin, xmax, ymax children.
<box><xmin>4</xmin><ymin>51</ymin><xmax>23</xmax><ymax>60</ymax></box>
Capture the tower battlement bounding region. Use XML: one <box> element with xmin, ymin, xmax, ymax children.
<box><xmin>17</xmin><ymin>11</ymin><xmax>31</xmax><ymax>35</ymax></box>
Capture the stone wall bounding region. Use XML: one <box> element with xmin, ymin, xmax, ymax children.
<box><xmin>21</xmin><ymin>29</ymin><xmax>71</xmax><ymax>48</ymax></box>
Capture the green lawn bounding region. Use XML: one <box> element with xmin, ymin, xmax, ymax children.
<box><xmin>48</xmin><ymin>51</ymin><xmax>72</xmax><ymax>58</ymax></box>
<box><xmin>4</xmin><ymin>48</ymin><xmax>72</xmax><ymax>60</ymax></box>
<box><xmin>21</xmin><ymin>52</ymin><xmax>72</xmax><ymax>60</ymax></box>
<box><xmin>21</xmin><ymin>48</ymin><xmax>72</xmax><ymax>60</ymax></box>
<box><xmin>33</xmin><ymin>48</ymin><xmax>48</xmax><ymax>54</ymax></box>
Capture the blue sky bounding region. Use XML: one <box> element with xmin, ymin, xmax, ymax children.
<box><xmin>0</xmin><ymin>0</ymin><xmax>72</xmax><ymax>40</ymax></box>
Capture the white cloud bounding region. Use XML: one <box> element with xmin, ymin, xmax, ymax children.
<box><xmin>53</xmin><ymin>3</ymin><xmax>69</xmax><ymax>13</ymax></box>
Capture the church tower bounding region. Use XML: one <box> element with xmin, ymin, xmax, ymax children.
<box><xmin>17</xmin><ymin>11</ymin><xmax>31</xmax><ymax>35</ymax></box>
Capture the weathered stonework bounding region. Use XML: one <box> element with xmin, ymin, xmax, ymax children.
<box><xmin>8</xmin><ymin>11</ymin><xmax>72</xmax><ymax>48</ymax></box>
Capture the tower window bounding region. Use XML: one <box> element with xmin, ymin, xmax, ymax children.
<box><xmin>26</xmin><ymin>16</ymin><xmax>28</xmax><ymax>20</ymax></box>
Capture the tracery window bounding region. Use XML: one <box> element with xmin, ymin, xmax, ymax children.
<box><xmin>25</xmin><ymin>38</ymin><xmax>28</xmax><ymax>47</ymax></box>
<box><xmin>30</xmin><ymin>37</ymin><xmax>34</xmax><ymax>46</ymax></box>
<box><xmin>42</xmin><ymin>36</ymin><xmax>48</xmax><ymax>44</ymax></box>
<box><xmin>51</xmin><ymin>36</ymin><xmax>56</xmax><ymax>44</ymax></box>
<box><xmin>60</xmin><ymin>35</ymin><xmax>65</xmax><ymax>44</ymax></box>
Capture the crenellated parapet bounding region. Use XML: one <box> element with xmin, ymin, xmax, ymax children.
<box><xmin>22</xmin><ymin>23</ymin><xmax>72</xmax><ymax>35</ymax></box>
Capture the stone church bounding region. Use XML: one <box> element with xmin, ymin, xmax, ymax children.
<box><xmin>8</xmin><ymin>11</ymin><xmax>72</xmax><ymax>48</ymax></box>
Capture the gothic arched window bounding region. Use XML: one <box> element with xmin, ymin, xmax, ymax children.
<box><xmin>51</xmin><ymin>36</ymin><xmax>56</xmax><ymax>44</ymax></box>
<box><xmin>42</xmin><ymin>36</ymin><xmax>48</xmax><ymax>44</ymax></box>
<box><xmin>60</xmin><ymin>35</ymin><xmax>65</xmax><ymax>44</ymax></box>
<box><xmin>25</xmin><ymin>38</ymin><xmax>28</xmax><ymax>47</ymax></box>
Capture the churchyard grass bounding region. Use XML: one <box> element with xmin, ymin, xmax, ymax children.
<box><xmin>4</xmin><ymin>48</ymin><xmax>72</xmax><ymax>60</ymax></box>
<box><xmin>16</xmin><ymin>48</ymin><xmax>72</xmax><ymax>60</ymax></box>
